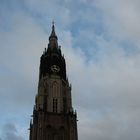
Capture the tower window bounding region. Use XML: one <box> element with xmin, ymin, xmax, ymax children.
<box><xmin>48</xmin><ymin>134</ymin><xmax>50</xmax><ymax>140</ymax></box>
<box><xmin>52</xmin><ymin>81</ymin><xmax>59</xmax><ymax>97</ymax></box>
<box><xmin>53</xmin><ymin>98</ymin><xmax>58</xmax><ymax>112</ymax></box>
<box><xmin>63</xmin><ymin>98</ymin><xmax>66</xmax><ymax>112</ymax></box>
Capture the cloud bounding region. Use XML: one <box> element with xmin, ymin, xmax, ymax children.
<box><xmin>1</xmin><ymin>1</ymin><xmax>140</xmax><ymax>140</ymax></box>
<box><xmin>0</xmin><ymin>4</ymin><xmax>47</xmax><ymax>139</ymax></box>
<box><xmin>60</xmin><ymin>30</ymin><xmax>140</xmax><ymax>140</ymax></box>
<box><xmin>0</xmin><ymin>9</ymin><xmax>47</xmax><ymax>110</ymax></box>
<box><xmin>95</xmin><ymin>0</ymin><xmax>140</xmax><ymax>46</ymax></box>
<box><xmin>1</xmin><ymin>123</ymin><xmax>24</xmax><ymax>140</ymax></box>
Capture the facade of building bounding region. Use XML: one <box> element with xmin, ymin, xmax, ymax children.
<box><xmin>29</xmin><ymin>24</ymin><xmax>78</xmax><ymax>140</ymax></box>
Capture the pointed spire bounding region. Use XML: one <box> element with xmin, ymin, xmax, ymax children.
<box><xmin>49</xmin><ymin>21</ymin><xmax>58</xmax><ymax>40</ymax></box>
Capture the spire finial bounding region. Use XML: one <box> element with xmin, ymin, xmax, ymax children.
<box><xmin>52</xmin><ymin>20</ymin><xmax>55</xmax><ymax>26</ymax></box>
<box><xmin>49</xmin><ymin>20</ymin><xmax>57</xmax><ymax>40</ymax></box>
<box><xmin>52</xmin><ymin>20</ymin><xmax>55</xmax><ymax>31</ymax></box>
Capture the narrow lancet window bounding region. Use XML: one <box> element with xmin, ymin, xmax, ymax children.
<box><xmin>53</xmin><ymin>98</ymin><xmax>58</xmax><ymax>112</ymax></box>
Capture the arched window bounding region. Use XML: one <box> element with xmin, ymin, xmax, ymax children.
<box><xmin>53</xmin><ymin>98</ymin><xmax>58</xmax><ymax>112</ymax></box>
<box><xmin>59</xmin><ymin>126</ymin><xmax>65</xmax><ymax>140</ymax></box>
<box><xmin>48</xmin><ymin>134</ymin><xmax>50</xmax><ymax>140</ymax></box>
<box><xmin>53</xmin><ymin>134</ymin><xmax>59</xmax><ymax>140</ymax></box>
<box><xmin>63</xmin><ymin>97</ymin><xmax>66</xmax><ymax>112</ymax></box>
<box><xmin>52</xmin><ymin>81</ymin><xmax>59</xmax><ymax>97</ymax></box>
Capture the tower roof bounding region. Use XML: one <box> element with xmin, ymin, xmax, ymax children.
<box><xmin>49</xmin><ymin>22</ymin><xmax>58</xmax><ymax>40</ymax></box>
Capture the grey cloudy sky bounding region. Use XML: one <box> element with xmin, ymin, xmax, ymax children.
<box><xmin>0</xmin><ymin>0</ymin><xmax>140</xmax><ymax>140</ymax></box>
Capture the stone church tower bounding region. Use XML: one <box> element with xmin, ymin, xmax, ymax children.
<box><xmin>29</xmin><ymin>24</ymin><xmax>78</xmax><ymax>140</ymax></box>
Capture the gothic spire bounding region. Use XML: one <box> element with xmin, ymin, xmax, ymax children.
<box><xmin>49</xmin><ymin>21</ymin><xmax>58</xmax><ymax>40</ymax></box>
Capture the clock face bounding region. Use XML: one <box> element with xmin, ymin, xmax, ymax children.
<box><xmin>51</xmin><ymin>65</ymin><xmax>60</xmax><ymax>73</ymax></box>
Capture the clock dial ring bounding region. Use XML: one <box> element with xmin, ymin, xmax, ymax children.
<box><xmin>51</xmin><ymin>65</ymin><xmax>60</xmax><ymax>73</ymax></box>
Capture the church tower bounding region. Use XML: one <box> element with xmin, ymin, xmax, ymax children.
<box><xmin>29</xmin><ymin>24</ymin><xmax>78</xmax><ymax>140</ymax></box>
